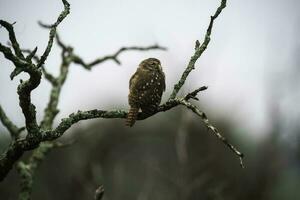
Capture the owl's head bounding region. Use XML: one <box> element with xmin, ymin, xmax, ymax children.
<box><xmin>139</xmin><ymin>58</ymin><xmax>163</xmax><ymax>72</ymax></box>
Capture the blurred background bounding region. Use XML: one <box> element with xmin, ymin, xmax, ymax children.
<box><xmin>0</xmin><ymin>0</ymin><xmax>300</xmax><ymax>199</ymax></box>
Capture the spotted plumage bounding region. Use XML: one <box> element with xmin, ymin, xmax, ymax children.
<box><xmin>126</xmin><ymin>58</ymin><xmax>165</xmax><ymax>127</ymax></box>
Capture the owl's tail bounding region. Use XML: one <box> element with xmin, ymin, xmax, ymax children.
<box><xmin>125</xmin><ymin>107</ymin><xmax>139</xmax><ymax>127</ymax></box>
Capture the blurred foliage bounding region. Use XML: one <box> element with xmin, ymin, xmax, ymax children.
<box><xmin>0</xmin><ymin>107</ymin><xmax>299</xmax><ymax>200</ymax></box>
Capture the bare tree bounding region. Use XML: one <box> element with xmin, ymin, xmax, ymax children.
<box><xmin>0</xmin><ymin>0</ymin><xmax>243</xmax><ymax>199</ymax></box>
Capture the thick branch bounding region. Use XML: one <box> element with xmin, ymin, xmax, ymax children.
<box><xmin>0</xmin><ymin>43</ymin><xmax>41</xmax><ymax>137</ymax></box>
<box><xmin>17</xmin><ymin>67</ymin><xmax>42</xmax><ymax>138</ymax></box>
<box><xmin>0</xmin><ymin>140</ymin><xmax>32</xmax><ymax>182</ymax></box>
<box><xmin>169</xmin><ymin>0</ymin><xmax>227</xmax><ymax>99</ymax></box>
<box><xmin>36</xmin><ymin>91</ymin><xmax>209</xmax><ymax>141</ymax></box>
<box><xmin>41</xmin><ymin>99</ymin><xmax>183</xmax><ymax>141</ymax></box>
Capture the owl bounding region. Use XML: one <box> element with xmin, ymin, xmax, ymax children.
<box><xmin>126</xmin><ymin>58</ymin><xmax>166</xmax><ymax>127</ymax></box>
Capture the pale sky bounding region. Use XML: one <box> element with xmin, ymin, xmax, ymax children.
<box><xmin>0</xmin><ymin>0</ymin><xmax>299</xmax><ymax>138</ymax></box>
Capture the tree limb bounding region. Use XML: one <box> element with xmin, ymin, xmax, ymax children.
<box><xmin>36</xmin><ymin>0</ymin><xmax>70</xmax><ymax>68</ymax></box>
<box><xmin>169</xmin><ymin>0</ymin><xmax>227</xmax><ymax>99</ymax></box>
<box><xmin>0</xmin><ymin>0</ymin><xmax>70</xmax><ymax>182</ymax></box>
<box><xmin>0</xmin><ymin>105</ymin><xmax>21</xmax><ymax>138</ymax></box>
<box><xmin>17</xmin><ymin>142</ymin><xmax>55</xmax><ymax>200</ymax></box>
<box><xmin>178</xmin><ymin>99</ymin><xmax>245</xmax><ymax>168</ymax></box>
<box><xmin>38</xmin><ymin>23</ymin><xmax>167</xmax><ymax>70</ymax></box>
<box><xmin>0</xmin><ymin>20</ymin><xmax>25</xmax><ymax>59</ymax></box>
<box><xmin>71</xmin><ymin>45</ymin><xmax>167</xmax><ymax>70</ymax></box>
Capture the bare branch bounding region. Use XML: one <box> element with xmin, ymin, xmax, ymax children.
<box><xmin>17</xmin><ymin>142</ymin><xmax>59</xmax><ymax>200</ymax></box>
<box><xmin>184</xmin><ymin>86</ymin><xmax>208</xmax><ymax>101</ymax></box>
<box><xmin>0</xmin><ymin>105</ymin><xmax>20</xmax><ymax>138</ymax></box>
<box><xmin>38</xmin><ymin>23</ymin><xmax>166</xmax><ymax>70</ymax></box>
<box><xmin>21</xmin><ymin>49</ymin><xmax>57</xmax><ymax>84</ymax></box>
<box><xmin>169</xmin><ymin>0</ymin><xmax>227</xmax><ymax>99</ymax></box>
<box><xmin>71</xmin><ymin>45</ymin><xmax>167</xmax><ymax>70</ymax></box>
<box><xmin>20</xmin><ymin>49</ymin><xmax>40</xmax><ymax>64</ymax></box>
<box><xmin>0</xmin><ymin>20</ymin><xmax>25</xmax><ymax>59</ymax></box>
<box><xmin>40</xmin><ymin>53</ymin><xmax>71</xmax><ymax>130</ymax></box>
<box><xmin>36</xmin><ymin>0</ymin><xmax>70</xmax><ymax>68</ymax></box>
<box><xmin>0</xmin><ymin>43</ymin><xmax>27</xmax><ymax>78</ymax></box>
<box><xmin>55</xmin><ymin>33</ymin><xmax>68</xmax><ymax>51</ymax></box>
<box><xmin>38</xmin><ymin>23</ymin><xmax>69</xmax><ymax>51</ymax></box>
<box><xmin>178</xmin><ymin>99</ymin><xmax>245</xmax><ymax>168</ymax></box>
<box><xmin>25</xmin><ymin>47</ymin><xmax>38</xmax><ymax>63</ymax></box>
<box><xmin>41</xmin><ymin>67</ymin><xmax>57</xmax><ymax>84</ymax></box>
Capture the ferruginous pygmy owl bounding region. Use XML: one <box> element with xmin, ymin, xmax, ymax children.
<box><xmin>126</xmin><ymin>58</ymin><xmax>166</xmax><ymax>127</ymax></box>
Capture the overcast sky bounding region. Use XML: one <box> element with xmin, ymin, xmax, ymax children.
<box><xmin>1</xmin><ymin>0</ymin><xmax>299</xmax><ymax>138</ymax></box>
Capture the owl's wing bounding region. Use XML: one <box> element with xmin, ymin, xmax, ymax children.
<box><xmin>129</xmin><ymin>70</ymin><xmax>147</xmax><ymax>91</ymax></box>
<box><xmin>129</xmin><ymin>70</ymin><xmax>139</xmax><ymax>89</ymax></box>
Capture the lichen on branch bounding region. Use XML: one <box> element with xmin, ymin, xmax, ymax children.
<box><xmin>0</xmin><ymin>0</ymin><xmax>71</xmax><ymax>182</ymax></box>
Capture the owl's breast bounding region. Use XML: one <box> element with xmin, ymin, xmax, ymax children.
<box><xmin>129</xmin><ymin>71</ymin><xmax>164</xmax><ymax>107</ymax></box>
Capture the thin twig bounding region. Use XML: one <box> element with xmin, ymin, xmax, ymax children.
<box><xmin>0</xmin><ymin>105</ymin><xmax>20</xmax><ymax>138</ymax></box>
<box><xmin>178</xmin><ymin>99</ymin><xmax>245</xmax><ymax>168</ymax></box>
<box><xmin>36</xmin><ymin>0</ymin><xmax>70</xmax><ymax>68</ymax></box>
<box><xmin>184</xmin><ymin>86</ymin><xmax>208</xmax><ymax>101</ymax></box>
<box><xmin>71</xmin><ymin>45</ymin><xmax>167</xmax><ymax>70</ymax></box>
<box><xmin>38</xmin><ymin>22</ymin><xmax>167</xmax><ymax>70</ymax></box>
